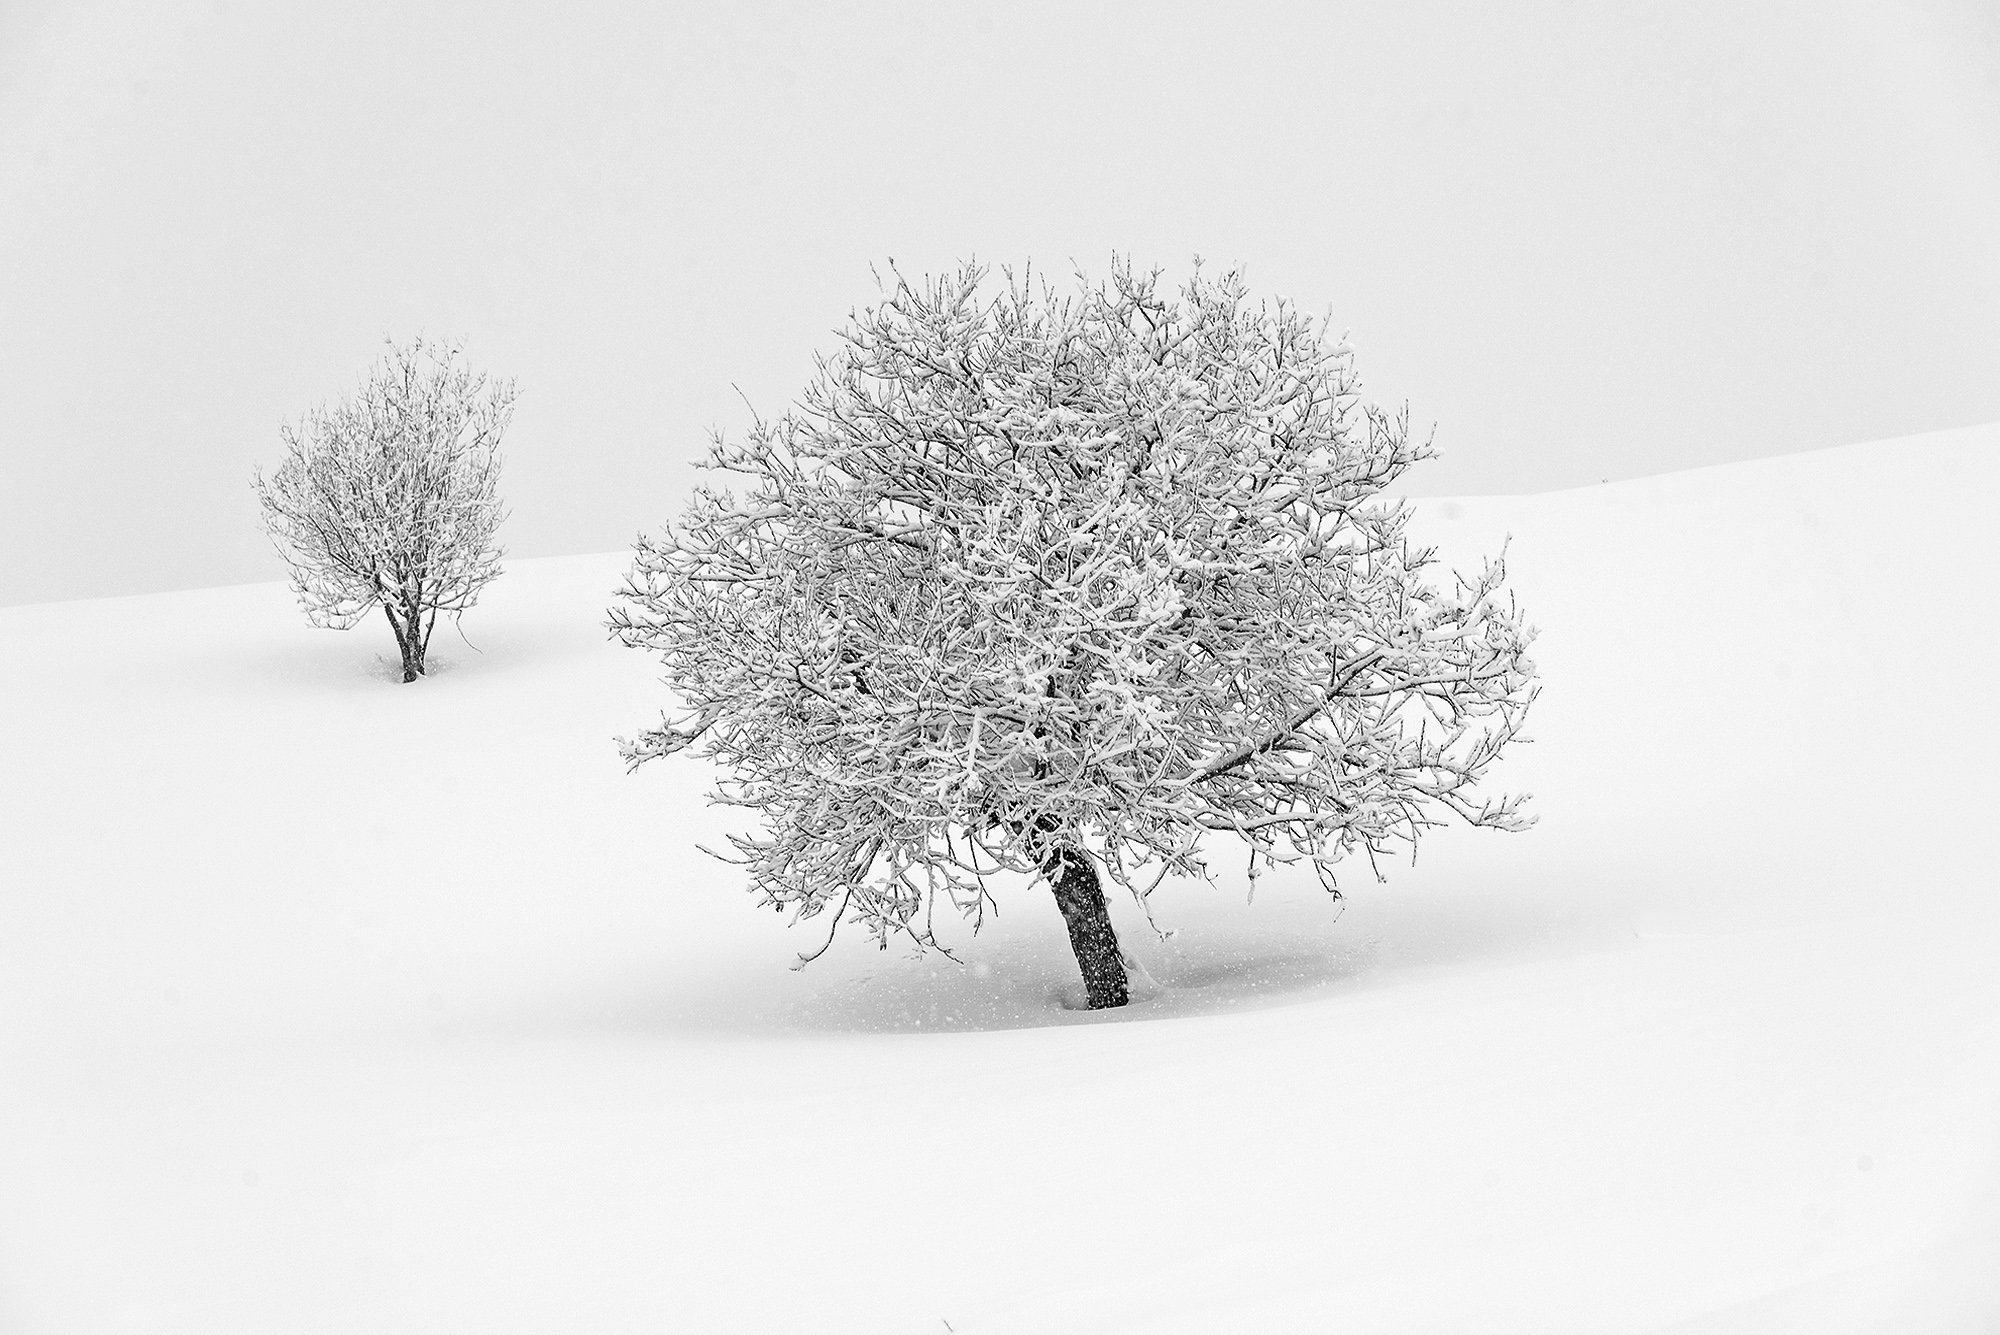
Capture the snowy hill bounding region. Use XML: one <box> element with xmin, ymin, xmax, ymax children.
<box><xmin>3</xmin><ymin>423</ymin><xmax>1997</xmax><ymax>1333</ymax></box>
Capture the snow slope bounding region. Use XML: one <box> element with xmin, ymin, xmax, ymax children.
<box><xmin>3</xmin><ymin>423</ymin><xmax>1997</xmax><ymax>1333</ymax></box>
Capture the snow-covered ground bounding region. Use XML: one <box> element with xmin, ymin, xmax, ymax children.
<box><xmin>4</xmin><ymin>424</ymin><xmax>1997</xmax><ymax>1333</ymax></box>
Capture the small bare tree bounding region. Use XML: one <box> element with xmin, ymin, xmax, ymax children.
<box><xmin>256</xmin><ymin>338</ymin><xmax>513</xmax><ymax>682</ymax></box>
<box><xmin>611</xmin><ymin>261</ymin><xmax>1538</xmax><ymax>1008</ymax></box>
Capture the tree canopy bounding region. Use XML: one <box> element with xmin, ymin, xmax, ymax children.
<box><xmin>612</xmin><ymin>261</ymin><xmax>1536</xmax><ymax>980</ymax></box>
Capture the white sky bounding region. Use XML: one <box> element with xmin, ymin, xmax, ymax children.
<box><xmin>3</xmin><ymin>0</ymin><xmax>1997</xmax><ymax>606</ymax></box>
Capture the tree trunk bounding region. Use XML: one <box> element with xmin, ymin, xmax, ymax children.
<box><xmin>384</xmin><ymin>603</ymin><xmax>422</xmax><ymax>683</ymax></box>
<box><xmin>1041</xmin><ymin>844</ymin><xmax>1129</xmax><ymax>1010</ymax></box>
<box><xmin>403</xmin><ymin>596</ymin><xmax>426</xmax><ymax>681</ymax></box>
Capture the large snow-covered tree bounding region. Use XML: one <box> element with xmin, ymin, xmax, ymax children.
<box><xmin>611</xmin><ymin>262</ymin><xmax>1537</xmax><ymax>1008</ymax></box>
<box><xmin>255</xmin><ymin>338</ymin><xmax>513</xmax><ymax>683</ymax></box>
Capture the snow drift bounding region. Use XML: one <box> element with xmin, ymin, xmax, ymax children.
<box><xmin>2</xmin><ymin>423</ymin><xmax>1996</xmax><ymax>1333</ymax></box>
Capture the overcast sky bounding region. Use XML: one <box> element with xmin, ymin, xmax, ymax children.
<box><xmin>3</xmin><ymin>0</ymin><xmax>1996</xmax><ymax>606</ymax></box>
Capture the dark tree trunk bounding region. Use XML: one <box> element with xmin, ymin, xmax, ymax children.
<box><xmin>1041</xmin><ymin>843</ymin><xmax>1129</xmax><ymax>1009</ymax></box>
<box><xmin>403</xmin><ymin>596</ymin><xmax>426</xmax><ymax>681</ymax></box>
<box><xmin>384</xmin><ymin>603</ymin><xmax>423</xmax><ymax>683</ymax></box>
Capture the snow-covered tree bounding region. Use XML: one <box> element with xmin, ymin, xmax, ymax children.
<box><xmin>611</xmin><ymin>262</ymin><xmax>1537</xmax><ymax>1008</ymax></box>
<box><xmin>255</xmin><ymin>338</ymin><xmax>513</xmax><ymax>683</ymax></box>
